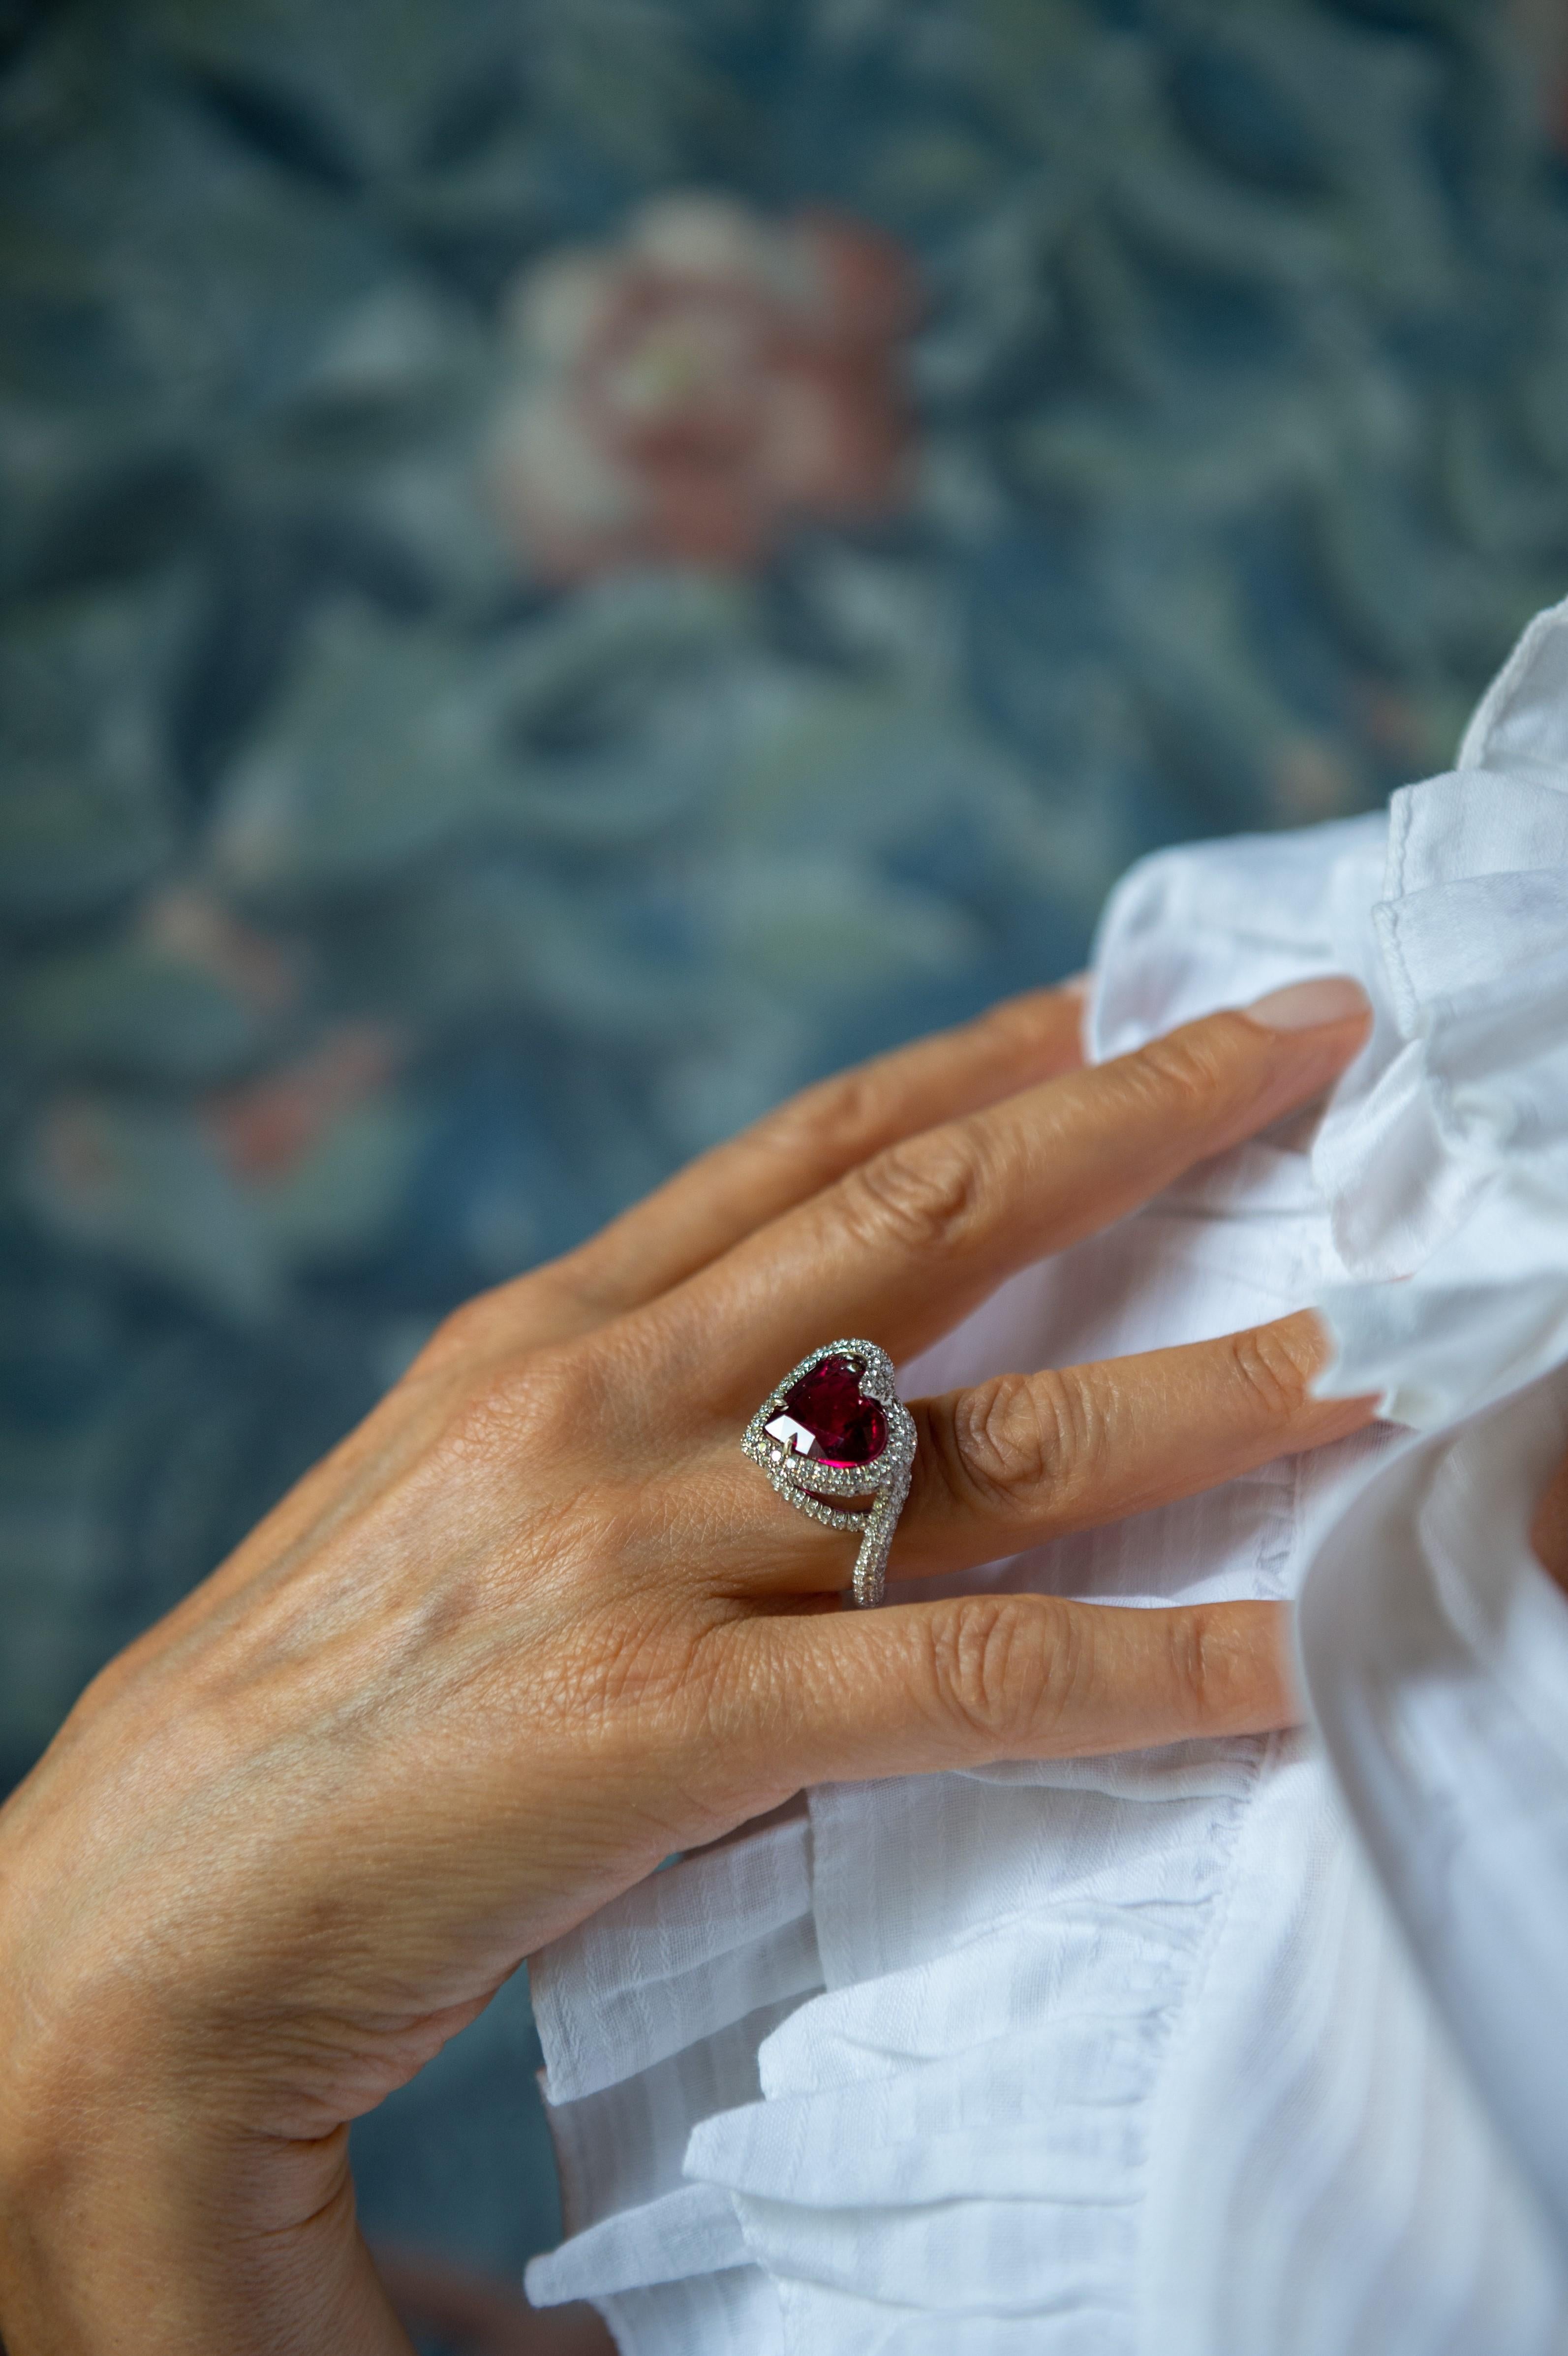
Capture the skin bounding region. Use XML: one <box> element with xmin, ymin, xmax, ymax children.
<box><xmin>0</xmin><ymin>979</ymin><xmax>1393</xmax><ymax>2355</ymax></box>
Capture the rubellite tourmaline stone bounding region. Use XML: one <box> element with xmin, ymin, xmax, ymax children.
<box><xmin>744</xmin><ymin>1338</ymin><xmax>911</xmax><ymax>1607</ymax></box>
<box><xmin>776</xmin><ymin>1353</ymin><xmax>888</xmax><ymax>1467</ymax></box>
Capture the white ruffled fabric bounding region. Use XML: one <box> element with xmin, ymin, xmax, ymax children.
<box><xmin>524</xmin><ymin>597</ymin><xmax>1568</xmax><ymax>2353</ymax></box>
<box><xmin>1295</xmin><ymin>595</ymin><xmax>1568</xmax><ymax>2260</ymax></box>
<box><xmin>1313</xmin><ymin>596</ymin><xmax>1568</xmax><ymax>1421</ymax></box>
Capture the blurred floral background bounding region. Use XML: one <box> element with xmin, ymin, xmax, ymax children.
<box><xmin>4</xmin><ymin>0</ymin><xmax>1568</xmax><ymax>2343</ymax></box>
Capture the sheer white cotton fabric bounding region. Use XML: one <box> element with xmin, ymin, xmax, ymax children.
<box><xmin>524</xmin><ymin>596</ymin><xmax>1568</xmax><ymax>2354</ymax></box>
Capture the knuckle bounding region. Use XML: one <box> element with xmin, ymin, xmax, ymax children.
<box><xmin>438</xmin><ymin>1340</ymin><xmax>587</xmax><ymax>1466</ymax></box>
<box><xmin>971</xmin><ymin>991</ymin><xmax>1060</xmax><ymax>1059</ymax></box>
<box><xmin>422</xmin><ymin>1294</ymin><xmax>494</xmax><ymax>1363</ymax></box>
<box><xmin>1225</xmin><ymin>1322</ymin><xmax>1315</xmax><ymax>1421</ymax></box>
<box><xmin>921</xmin><ymin>1595</ymin><xmax>1077</xmax><ymax>1747</ymax></box>
<box><xmin>1122</xmin><ymin>1024</ymin><xmax>1235</xmax><ymax>1124</ymax></box>
<box><xmin>936</xmin><ymin>1374</ymin><xmax>1085</xmax><ymax>1518</ymax></box>
<box><xmin>838</xmin><ymin>1129</ymin><xmax>986</xmax><ymax>1259</ymax></box>
<box><xmin>754</xmin><ymin>1068</ymin><xmax>885</xmax><ymax>1174</ymax></box>
<box><xmin>418</xmin><ymin>1266</ymin><xmax>574</xmax><ymax>1369</ymax></box>
<box><xmin>536</xmin><ymin>1242</ymin><xmax>624</xmax><ymax>1324</ymax></box>
<box><xmin>582</xmin><ymin>1608</ymin><xmax>720</xmax><ymax>1722</ymax></box>
<box><xmin>1165</xmin><ymin>1609</ymin><xmax>1222</xmax><ymax>1733</ymax></box>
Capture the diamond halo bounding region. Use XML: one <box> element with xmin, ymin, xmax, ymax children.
<box><xmin>741</xmin><ymin>1337</ymin><xmax>916</xmax><ymax>1609</ymax></box>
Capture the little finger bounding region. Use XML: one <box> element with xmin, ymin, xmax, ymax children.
<box><xmin>738</xmin><ymin>1591</ymin><xmax>1297</xmax><ymax>1787</ymax></box>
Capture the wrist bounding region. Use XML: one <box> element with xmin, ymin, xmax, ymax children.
<box><xmin>0</xmin><ymin>2110</ymin><xmax>408</xmax><ymax>2356</ymax></box>
<box><xmin>0</xmin><ymin>1911</ymin><xmax>408</xmax><ymax>2356</ymax></box>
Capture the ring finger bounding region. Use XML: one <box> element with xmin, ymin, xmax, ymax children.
<box><xmin>711</xmin><ymin>1311</ymin><xmax>1376</xmax><ymax>1597</ymax></box>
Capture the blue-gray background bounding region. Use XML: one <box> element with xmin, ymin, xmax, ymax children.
<box><xmin>4</xmin><ymin>0</ymin><xmax>1568</xmax><ymax>2321</ymax></box>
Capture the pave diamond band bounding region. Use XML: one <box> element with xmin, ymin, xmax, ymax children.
<box><xmin>741</xmin><ymin>1338</ymin><xmax>916</xmax><ymax>1609</ymax></box>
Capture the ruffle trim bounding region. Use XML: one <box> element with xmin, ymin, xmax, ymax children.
<box><xmin>1313</xmin><ymin>595</ymin><xmax>1568</xmax><ymax>1426</ymax></box>
<box><xmin>1299</xmin><ymin>1364</ymin><xmax>1568</xmax><ymax>2251</ymax></box>
<box><xmin>527</xmin><ymin>1768</ymin><xmax>1259</xmax><ymax>2345</ymax></box>
<box><xmin>1086</xmin><ymin>595</ymin><xmax>1568</xmax><ymax>1430</ymax></box>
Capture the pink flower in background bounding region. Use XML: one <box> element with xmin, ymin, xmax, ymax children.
<box><xmin>489</xmin><ymin>194</ymin><xmax>922</xmax><ymax>580</ymax></box>
<box><xmin>201</xmin><ymin>1021</ymin><xmax>401</xmax><ymax>1181</ymax></box>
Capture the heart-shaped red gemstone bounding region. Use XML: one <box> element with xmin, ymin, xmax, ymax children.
<box><xmin>776</xmin><ymin>1353</ymin><xmax>888</xmax><ymax>1467</ymax></box>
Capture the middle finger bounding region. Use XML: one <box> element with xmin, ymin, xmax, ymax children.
<box><xmin>667</xmin><ymin>980</ymin><xmax>1370</xmax><ymax>1393</ymax></box>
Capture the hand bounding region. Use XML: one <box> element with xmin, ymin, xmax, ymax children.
<box><xmin>0</xmin><ymin>975</ymin><xmax>1374</xmax><ymax>2356</ymax></box>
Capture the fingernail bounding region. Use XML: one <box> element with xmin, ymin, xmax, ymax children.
<box><xmin>1059</xmin><ymin>971</ymin><xmax>1093</xmax><ymax>1000</ymax></box>
<box><xmin>1242</xmin><ymin>977</ymin><xmax>1371</xmax><ymax>1033</ymax></box>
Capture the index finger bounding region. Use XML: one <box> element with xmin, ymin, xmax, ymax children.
<box><xmin>676</xmin><ymin>977</ymin><xmax>1371</xmax><ymax>1386</ymax></box>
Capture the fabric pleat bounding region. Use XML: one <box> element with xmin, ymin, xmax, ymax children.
<box><xmin>1142</xmin><ymin>1736</ymin><xmax>1568</xmax><ymax>2356</ymax></box>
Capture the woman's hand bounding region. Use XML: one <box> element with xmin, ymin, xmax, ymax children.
<box><xmin>0</xmin><ymin>974</ymin><xmax>1373</xmax><ymax>2356</ymax></box>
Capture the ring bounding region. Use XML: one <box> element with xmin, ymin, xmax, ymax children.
<box><xmin>742</xmin><ymin>1339</ymin><xmax>916</xmax><ymax>1609</ymax></box>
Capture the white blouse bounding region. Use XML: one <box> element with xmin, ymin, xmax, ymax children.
<box><xmin>524</xmin><ymin>597</ymin><xmax>1568</xmax><ymax>2354</ymax></box>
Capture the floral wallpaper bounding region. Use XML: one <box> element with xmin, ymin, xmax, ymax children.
<box><xmin>492</xmin><ymin>196</ymin><xmax>921</xmax><ymax>574</ymax></box>
<box><xmin>3</xmin><ymin>0</ymin><xmax>1568</xmax><ymax>2337</ymax></box>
